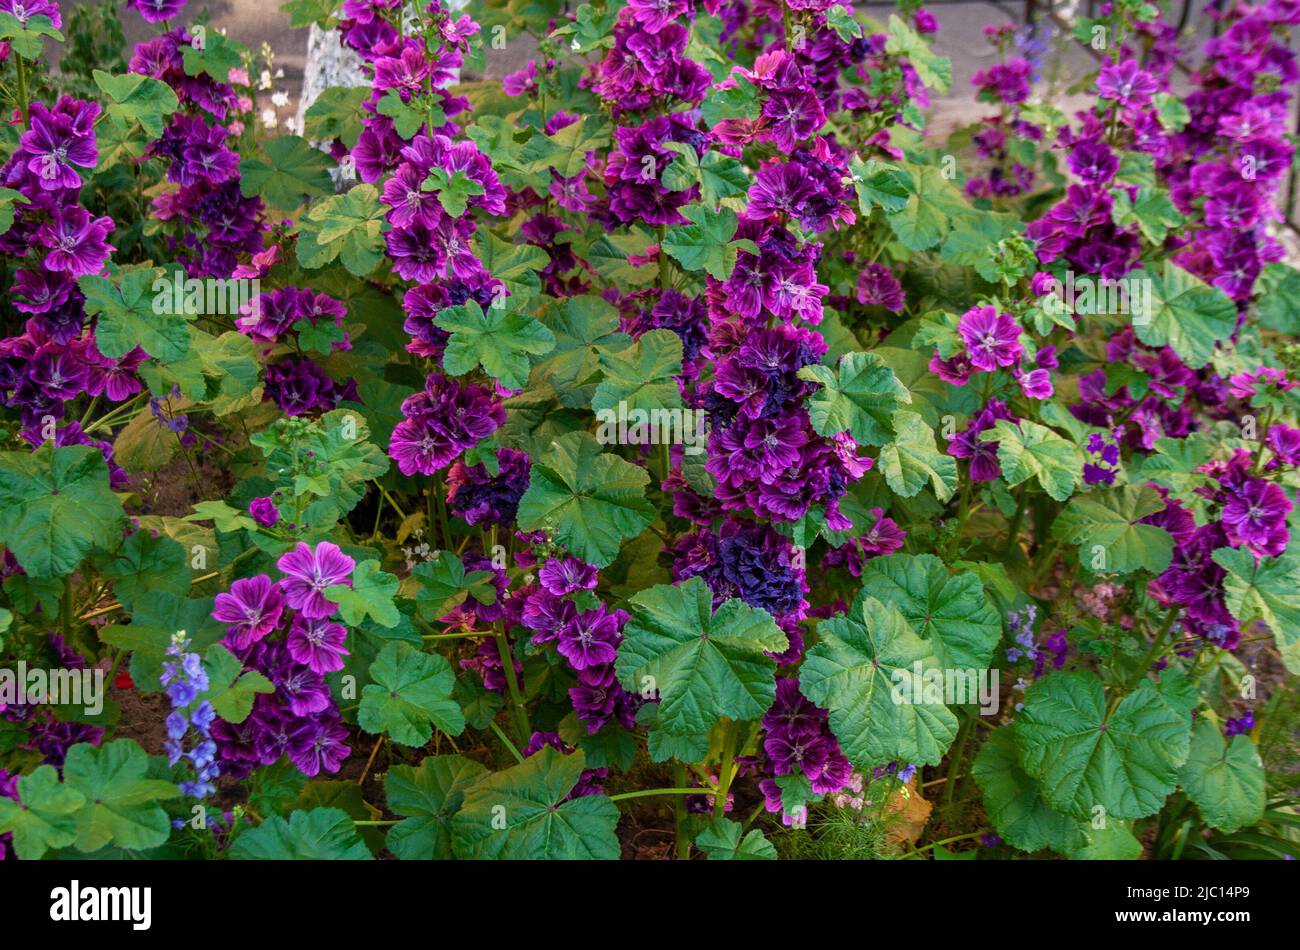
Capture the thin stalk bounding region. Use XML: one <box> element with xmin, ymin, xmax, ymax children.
<box><xmin>714</xmin><ymin>720</ymin><xmax>738</xmax><ymax>819</ymax></box>
<box><xmin>944</xmin><ymin>717</ymin><xmax>974</xmax><ymax>806</ymax></box>
<box><xmin>1127</xmin><ymin>608</ymin><xmax>1179</xmax><ymax>691</ymax></box>
<box><xmin>608</xmin><ymin>787</ymin><xmax>710</xmax><ymax>803</ymax></box>
<box><xmin>494</xmin><ymin>629</ymin><xmax>531</xmax><ymax>743</ymax></box>
<box><xmin>1003</xmin><ymin>486</ymin><xmax>1028</xmax><ymax>558</ymax></box>
<box><xmin>908</xmin><ymin>831</ymin><xmax>985</xmax><ymax>857</ymax></box>
<box><xmin>489</xmin><ymin>719</ymin><xmax>524</xmax><ymax>764</ymax></box>
<box><xmin>14</xmin><ymin>54</ymin><xmax>28</xmax><ymax>127</ymax></box>
<box><xmin>673</xmin><ymin>763</ymin><xmax>691</xmax><ymax>859</ymax></box>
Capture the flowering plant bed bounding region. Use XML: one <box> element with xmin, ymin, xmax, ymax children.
<box><xmin>0</xmin><ymin>0</ymin><xmax>1296</xmax><ymax>862</ymax></box>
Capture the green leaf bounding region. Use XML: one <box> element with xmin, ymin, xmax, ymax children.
<box><xmin>203</xmin><ymin>644</ymin><xmax>274</xmax><ymax>724</ymax></box>
<box><xmin>358</xmin><ymin>642</ymin><xmax>464</xmax><ymax>746</ymax></box>
<box><xmin>516</xmin><ymin>431</ymin><xmax>654</xmax><ymax>567</ymax></box>
<box><xmin>0</xmin><ymin>12</ymin><xmax>61</xmax><ymax>59</ymax></box>
<box><xmin>1153</xmin><ymin>92</ymin><xmax>1190</xmax><ymax>132</ymax></box>
<box><xmin>695</xmin><ymin>818</ymin><xmax>778</xmax><ymax>859</ymax></box>
<box><xmin>475</xmin><ymin>227</ymin><xmax>549</xmax><ymax>305</ymax></box>
<box><xmin>436</xmin><ymin>300</ymin><xmax>556</xmax><ymax>391</ymax></box>
<box><xmin>662</xmin><ymin>143</ymin><xmax>749</xmax><ymax>206</ymax></box>
<box><xmin>297</xmin><ymin>184</ymin><xmax>387</xmax><ymax>277</ymax></box>
<box><xmin>102</xmin><ymin>530</ymin><xmax>189</xmax><ymax>612</ymax></box>
<box><xmin>700</xmin><ymin>74</ymin><xmax>760</xmax><ymax>128</ymax></box>
<box><xmin>80</xmin><ymin>268</ymin><xmax>190</xmax><ymax>362</ymax></box>
<box><xmin>1214</xmin><ymin>547</ymin><xmax>1300</xmax><ymax>674</ymax></box>
<box><xmin>857</xmin><ymin>553</ymin><xmax>1001</xmax><ymax>670</ymax></box>
<box><xmin>1180</xmin><ymin>717</ymin><xmax>1265</xmax><ymax>834</ymax></box>
<box><xmin>520</xmin><ymin>114</ymin><xmax>610</xmax><ymax>178</ymax></box>
<box><xmin>939</xmin><ymin>212</ymin><xmax>1023</xmax><ymax>282</ymax></box>
<box><xmin>885</xmin><ymin>163</ymin><xmax>970</xmax><ymax>250</ymax></box>
<box><xmin>973</xmin><ymin>729</ymin><xmax>1083</xmax><ymax>855</ymax></box>
<box><xmin>0</xmin><ymin>765</ymin><xmax>86</xmax><ymax>860</ymax></box>
<box><xmin>240</xmin><ymin>135</ymin><xmax>335</xmax><ymax>212</ymax></box>
<box><xmin>848</xmin><ymin>156</ymin><xmax>915</xmax><ymax>215</ymax></box>
<box><xmin>983</xmin><ymin>418</ymin><xmax>1083</xmax><ymax>502</ymax></box>
<box><xmin>1066</xmin><ymin>820</ymin><xmax>1143</xmax><ymax>859</ymax></box>
<box><xmin>0</xmin><ymin>186</ymin><xmax>27</xmax><ymax>234</ymax></box>
<box><xmin>1015</xmin><ymin>673</ymin><xmax>1190</xmax><ymax>820</ymax></box>
<box><xmin>615</xmin><ymin>577</ymin><xmax>788</xmax><ymax>736</ymax></box>
<box><xmin>100</xmin><ymin>592</ymin><xmax>225</xmax><ymax>693</ymax></box>
<box><xmin>884</xmin><ymin>15</ymin><xmax>951</xmax><ymax>92</ymax></box>
<box><xmin>1254</xmin><ymin>262</ymin><xmax>1300</xmax><ymax>335</ymax></box>
<box><xmin>584</xmin><ymin>229</ymin><xmax>658</xmax><ymax>287</ymax></box>
<box><xmin>534</xmin><ymin>295</ymin><xmax>630</xmax><ymax>406</ymax></box>
<box><xmin>1110</xmin><ymin>186</ymin><xmax>1184</xmax><ymax>245</ymax></box>
<box><xmin>799</xmin><ymin>597</ymin><xmax>957</xmax><ymax>768</ymax></box>
<box><xmin>385</xmin><ymin>755</ymin><xmax>489</xmax><ymax>860</ymax></box>
<box><xmin>180</xmin><ymin>28</ymin><xmax>245</xmax><ymax>82</ymax></box>
<box><xmin>880</xmin><ymin>410</ymin><xmax>958</xmax><ymax>501</ymax></box>
<box><xmin>325</xmin><ymin>559</ymin><xmax>400</xmax><ymax>628</ymax></box>
<box><xmin>422</xmin><ymin>167</ymin><xmax>486</xmax><ymax>217</ymax></box>
<box><xmin>303</xmin><ymin>85</ymin><xmax>369</xmax><ymax>150</ymax></box>
<box><xmin>451</xmin><ymin>747</ymin><xmax>620</xmax><ymax>859</ymax></box>
<box><xmin>1131</xmin><ymin>262</ymin><xmax>1237</xmax><ymax>369</ymax></box>
<box><xmin>662</xmin><ymin>203</ymin><xmax>746</xmax><ymax>280</ymax></box>
<box><xmin>410</xmin><ymin>551</ymin><xmax>498</xmax><ymax>620</ymax></box>
<box><xmin>591</xmin><ymin>329</ymin><xmax>683</xmax><ymax>415</ymax></box>
<box><xmin>93</xmin><ymin>70</ymin><xmax>179</xmax><ymax>138</ymax></box>
<box><xmin>229</xmin><ymin>807</ymin><xmax>373</xmax><ymax>859</ymax></box>
<box><xmin>824</xmin><ymin>5</ymin><xmax>864</xmax><ymax>41</ymax></box>
<box><xmin>375</xmin><ymin>89</ymin><xmax>429</xmax><ymax>139</ymax></box>
<box><xmin>63</xmin><ymin>740</ymin><xmax>179</xmax><ymax>852</ymax></box>
<box><xmin>0</xmin><ymin>444</ymin><xmax>126</xmax><ymax>579</ymax></box>
<box><xmin>799</xmin><ymin>351</ymin><xmax>911</xmax><ymax>446</ymax></box>
<box><xmin>1051</xmin><ymin>486</ymin><xmax>1175</xmax><ymax>575</ymax></box>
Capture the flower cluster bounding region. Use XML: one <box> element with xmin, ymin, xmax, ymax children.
<box><xmin>160</xmin><ymin>632</ymin><xmax>220</xmax><ymax>799</ymax></box>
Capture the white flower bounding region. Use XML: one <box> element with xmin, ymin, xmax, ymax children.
<box><xmin>271</xmin><ymin>90</ymin><xmax>289</xmax><ymax>108</ymax></box>
<box><xmin>260</xmin><ymin>108</ymin><xmax>278</xmax><ymax>129</ymax></box>
<box><xmin>258</xmin><ymin>69</ymin><xmax>272</xmax><ymax>90</ymax></box>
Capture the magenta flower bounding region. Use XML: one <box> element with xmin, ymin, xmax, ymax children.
<box><xmin>958</xmin><ymin>304</ymin><xmax>1023</xmax><ymax>372</ymax></box>
<box><xmin>287</xmin><ymin>616</ymin><xmax>350</xmax><ymax>674</ymax></box>
<box><xmin>212</xmin><ymin>575</ymin><xmax>285</xmax><ymax>650</ymax></box>
<box><xmin>276</xmin><ymin>542</ymin><xmax>355</xmax><ymax>620</ymax></box>
<box><xmin>556</xmin><ymin>607</ymin><xmax>622</xmax><ymax>671</ymax></box>
<box><xmin>21</xmin><ymin>99</ymin><xmax>99</xmax><ymax>191</ymax></box>
<box><xmin>538</xmin><ymin>557</ymin><xmax>599</xmax><ymax>596</ymax></box>
<box><xmin>1222</xmin><ymin>479</ymin><xmax>1292</xmax><ymax>558</ymax></box>
<box><xmin>38</xmin><ymin>208</ymin><xmax>115</xmax><ymax>276</ymax></box>
<box><xmin>1096</xmin><ymin>59</ymin><xmax>1158</xmax><ymax>107</ymax></box>
<box><xmin>249</xmin><ymin>497</ymin><xmax>280</xmax><ymax>528</ymax></box>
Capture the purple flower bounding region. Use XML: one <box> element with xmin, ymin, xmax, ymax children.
<box><xmin>249</xmin><ymin>497</ymin><xmax>280</xmax><ymax>528</ymax></box>
<box><xmin>38</xmin><ymin>208</ymin><xmax>114</xmax><ymax>276</ymax></box>
<box><xmin>1096</xmin><ymin>59</ymin><xmax>1158</xmax><ymax>107</ymax></box>
<box><xmin>556</xmin><ymin>607</ymin><xmax>623</xmax><ymax>671</ymax></box>
<box><xmin>212</xmin><ymin>575</ymin><xmax>285</xmax><ymax>650</ymax></box>
<box><xmin>538</xmin><ymin>557</ymin><xmax>599</xmax><ymax>596</ymax></box>
<box><xmin>127</xmin><ymin>0</ymin><xmax>187</xmax><ymax>23</ymax></box>
<box><xmin>21</xmin><ymin>98</ymin><xmax>99</xmax><ymax>191</ymax></box>
<box><xmin>855</xmin><ymin>263</ymin><xmax>905</xmax><ymax>312</ymax></box>
<box><xmin>958</xmin><ymin>304</ymin><xmax>1022</xmax><ymax>372</ymax></box>
<box><xmin>287</xmin><ymin>616</ymin><xmax>350</xmax><ymax>674</ymax></box>
<box><xmin>276</xmin><ymin>541</ymin><xmax>355</xmax><ymax>620</ymax></box>
<box><xmin>1221</xmin><ymin>479</ymin><xmax>1292</xmax><ymax>557</ymax></box>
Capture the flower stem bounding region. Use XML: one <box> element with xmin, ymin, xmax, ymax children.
<box><xmin>494</xmin><ymin>629</ymin><xmax>531</xmax><ymax>744</ymax></box>
<box><xmin>489</xmin><ymin>719</ymin><xmax>524</xmax><ymax>764</ymax></box>
<box><xmin>14</xmin><ymin>54</ymin><xmax>28</xmax><ymax>128</ymax></box>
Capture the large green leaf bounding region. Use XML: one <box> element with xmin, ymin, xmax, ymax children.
<box><xmin>1254</xmin><ymin>262</ymin><xmax>1300</xmax><ymax>334</ymax></box>
<box><xmin>662</xmin><ymin>204</ymin><xmax>753</xmax><ymax>280</ymax></box>
<box><xmin>325</xmin><ymin>559</ymin><xmax>400</xmax><ymax>628</ymax></box>
<box><xmin>1131</xmin><ymin>261</ymin><xmax>1236</xmax><ymax>369</ymax></box>
<box><xmin>385</xmin><ymin>755</ymin><xmax>489</xmax><ymax>860</ymax></box>
<box><xmin>451</xmin><ymin>747</ymin><xmax>620</xmax><ymax>859</ymax></box>
<box><xmin>983</xmin><ymin>418</ymin><xmax>1083</xmax><ymax>502</ymax></box>
<box><xmin>0</xmin><ymin>444</ymin><xmax>126</xmax><ymax>579</ymax></box>
<box><xmin>93</xmin><ymin>70</ymin><xmax>179</xmax><ymax>138</ymax></box>
<box><xmin>1015</xmin><ymin>673</ymin><xmax>1190</xmax><ymax>820</ymax></box>
<box><xmin>857</xmin><ymin>553</ymin><xmax>1001</xmax><ymax>670</ymax></box>
<box><xmin>102</xmin><ymin>530</ymin><xmax>189</xmax><ymax>612</ymax></box>
<box><xmin>1214</xmin><ymin>547</ymin><xmax>1300</xmax><ymax>674</ymax></box>
<box><xmin>615</xmin><ymin>577</ymin><xmax>788</xmax><ymax>736</ymax></box>
<box><xmin>436</xmin><ymin>300</ymin><xmax>556</xmax><ymax>391</ymax></box>
<box><xmin>239</xmin><ymin>135</ymin><xmax>335</xmax><ymax>212</ymax></box>
<box><xmin>63</xmin><ymin>740</ymin><xmax>179</xmax><ymax>852</ymax></box>
<box><xmin>798</xmin><ymin>351</ymin><xmax>911</xmax><ymax>446</ymax></box>
<box><xmin>848</xmin><ymin>156</ymin><xmax>915</xmax><ymax>215</ymax></box>
<box><xmin>409</xmin><ymin>551</ymin><xmax>498</xmax><ymax>620</ymax></box>
<box><xmin>475</xmin><ymin>227</ymin><xmax>548</xmax><ymax>305</ymax></box>
<box><xmin>229</xmin><ymin>807</ymin><xmax>373</xmax><ymax>859</ymax></box>
<box><xmin>204</xmin><ymin>644</ymin><xmax>275</xmax><ymax>724</ymax></box>
<box><xmin>885</xmin><ymin>163</ymin><xmax>969</xmax><ymax>250</ymax></box>
<box><xmin>81</xmin><ymin>267</ymin><xmax>190</xmax><ymax>362</ymax></box>
<box><xmin>358</xmin><ymin>642</ymin><xmax>465</xmax><ymax>747</ymax></box>
<box><xmin>516</xmin><ymin>431</ymin><xmax>654</xmax><ymax>567</ymax></box>
<box><xmin>591</xmin><ymin>329</ymin><xmax>684</xmax><ymax>415</ymax></box>
<box><xmin>1051</xmin><ymin>486</ymin><xmax>1174</xmax><ymax>575</ymax></box>
<box><xmin>972</xmin><ymin>729</ymin><xmax>1084</xmax><ymax>855</ymax></box>
<box><xmin>297</xmin><ymin>184</ymin><xmax>387</xmax><ymax>276</ymax></box>
<box><xmin>798</xmin><ymin>597</ymin><xmax>958</xmax><ymax>768</ymax></box>
<box><xmin>534</xmin><ymin>295</ymin><xmax>631</xmax><ymax>406</ymax></box>
<box><xmin>0</xmin><ymin>765</ymin><xmax>86</xmax><ymax>860</ymax></box>
<box><xmin>1180</xmin><ymin>717</ymin><xmax>1265</xmax><ymax>834</ymax></box>
<box><xmin>879</xmin><ymin>410</ymin><xmax>958</xmax><ymax>501</ymax></box>
<box><xmin>695</xmin><ymin>818</ymin><xmax>778</xmax><ymax>860</ymax></box>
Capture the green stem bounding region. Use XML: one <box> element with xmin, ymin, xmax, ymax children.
<box><xmin>352</xmin><ymin>820</ymin><xmax>400</xmax><ymax>827</ymax></box>
<box><xmin>608</xmin><ymin>786</ymin><xmax>710</xmax><ymax>803</ymax></box>
<box><xmin>1127</xmin><ymin>608</ymin><xmax>1179</xmax><ymax>691</ymax></box>
<box><xmin>494</xmin><ymin>629</ymin><xmax>531</xmax><ymax>744</ymax></box>
<box><xmin>489</xmin><ymin>719</ymin><xmax>525</xmax><ymax>764</ymax></box>
<box><xmin>1003</xmin><ymin>486</ymin><xmax>1028</xmax><ymax>559</ymax></box>
<box><xmin>944</xmin><ymin>717</ymin><xmax>974</xmax><ymax>806</ymax></box>
<box><xmin>62</xmin><ymin>575</ymin><xmax>73</xmax><ymax>641</ymax></box>
<box><xmin>909</xmin><ymin>831</ymin><xmax>985</xmax><ymax>857</ymax></box>
<box><xmin>714</xmin><ymin>720</ymin><xmax>738</xmax><ymax>819</ymax></box>
<box><xmin>672</xmin><ymin>763</ymin><xmax>691</xmax><ymax>859</ymax></box>
<box><xmin>14</xmin><ymin>54</ymin><xmax>28</xmax><ymax>128</ymax></box>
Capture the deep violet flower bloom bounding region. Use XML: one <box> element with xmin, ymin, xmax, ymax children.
<box><xmin>556</xmin><ymin>606</ymin><xmax>624</xmax><ymax>671</ymax></box>
<box><xmin>249</xmin><ymin>496</ymin><xmax>280</xmax><ymax>528</ymax></box>
<box><xmin>1096</xmin><ymin>59</ymin><xmax>1158</xmax><ymax>107</ymax></box>
<box><xmin>276</xmin><ymin>542</ymin><xmax>355</xmax><ymax>620</ymax></box>
<box><xmin>286</xmin><ymin>616</ymin><xmax>350</xmax><ymax>674</ymax></box>
<box><xmin>37</xmin><ymin>208</ymin><xmax>114</xmax><ymax>276</ymax></box>
<box><xmin>1221</xmin><ymin>479</ymin><xmax>1292</xmax><ymax>557</ymax></box>
<box><xmin>21</xmin><ymin>98</ymin><xmax>99</xmax><ymax>191</ymax></box>
<box><xmin>212</xmin><ymin>575</ymin><xmax>284</xmax><ymax>650</ymax></box>
<box><xmin>958</xmin><ymin>304</ymin><xmax>1022</xmax><ymax>372</ymax></box>
<box><xmin>538</xmin><ymin>557</ymin><xmax>599</xmax><ymax>596</ymax></box>
<box><xmin>127</xmin><ymin>0</ymin><xmax>188</xmax><ymax>23</ymax></box>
